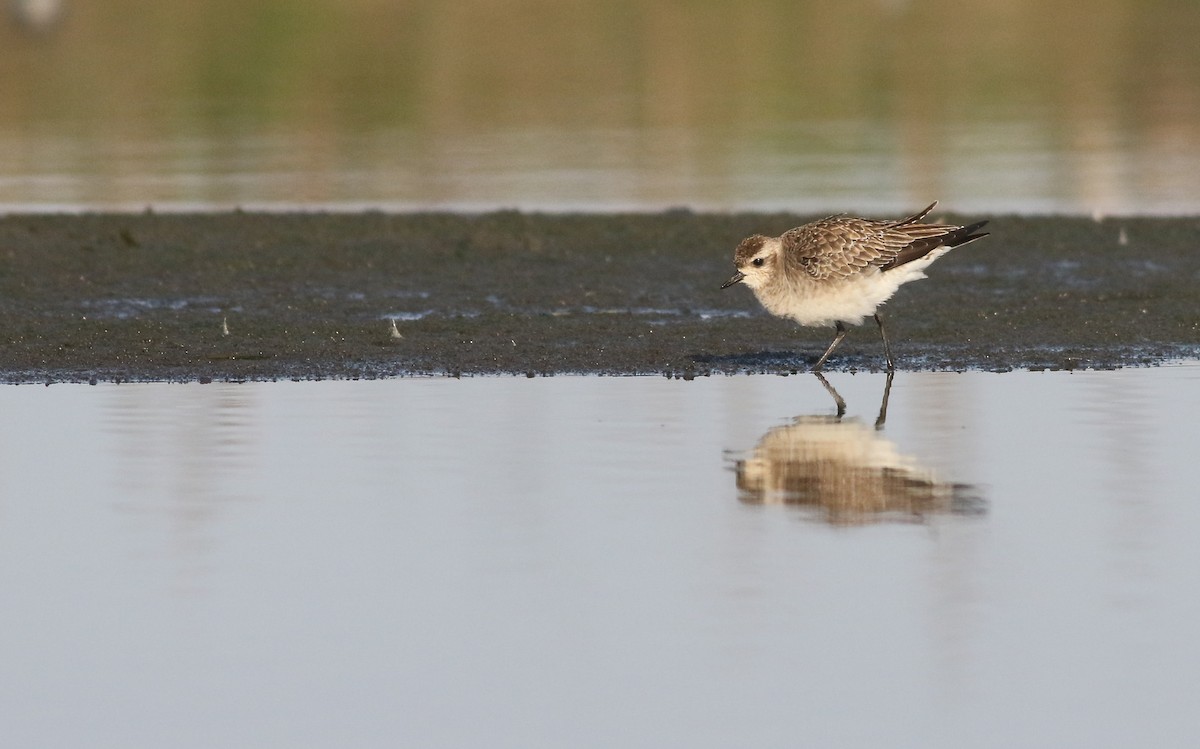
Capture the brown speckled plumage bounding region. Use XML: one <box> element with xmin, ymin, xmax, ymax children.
<box><xmin>778</xmin><ymin>203</ymin><xmax>984</xmax><ymax>280</ymax></box>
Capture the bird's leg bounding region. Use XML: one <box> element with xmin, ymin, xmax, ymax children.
<box><xmin>874</xmin><ymin>370</ymin><xmax>895</xmax><ymax>430</ymax></box>
<box><xmin>813</xmin><ymin>372</ymin><xmax>846</xmax><ymax>418</ymax></box>
<box><xmin>874</xmin><ymin>313</ymin><xmax>894</xmax><ymax>372</ymax></box>
<box><xmin>812</xmin><ymin>321</ymin><xmax>847</xmax><ymax>372</ymax></box>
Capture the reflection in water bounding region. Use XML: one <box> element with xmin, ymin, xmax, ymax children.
<box><xmin>102</xmin><ymin>384</ymin><xmax>256</xmax><ymax>593</ymax></box>
<box><xmin>732</xmin><ymin>374</ymin><xmax>984</xmax><ymax>525</ymax></box>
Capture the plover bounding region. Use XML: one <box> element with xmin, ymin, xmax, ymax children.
<box><xmin>721</xmin><ymin>202</ymin><xmax>988</xmax><ymax>371</ymax></box>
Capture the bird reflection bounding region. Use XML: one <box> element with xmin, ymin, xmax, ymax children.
<box><xmin>733</xmin><ymin>373</ymin><xmax>984</xmax><ymax>525</ymax></box>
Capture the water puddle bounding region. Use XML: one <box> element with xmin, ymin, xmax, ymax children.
<box><xmin>2</xmin><ymin>366</ymin><xmax>1198</xmax><ymax>747</ymax></box>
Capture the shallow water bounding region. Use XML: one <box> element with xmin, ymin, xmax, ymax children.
<box><xmin>3</xmin><ymin>367</ymin><xmax>1199</xmax><ymax>747</ymax></box>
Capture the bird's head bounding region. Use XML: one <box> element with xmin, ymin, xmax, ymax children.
<box><xmin>721</xmin><ymin>234</ymin><xmax>775</xmax><ymax>290</ymax></box>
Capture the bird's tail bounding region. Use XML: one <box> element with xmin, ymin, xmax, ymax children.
<box><xmin>880</xmin><ymin>219</ymin><xmax>990</xmax><ymax>271</ymax></box>
<box><xmin>946</xmin><ymin>220</ymin><xmax>989</xmax><ymax>248</ymax></box>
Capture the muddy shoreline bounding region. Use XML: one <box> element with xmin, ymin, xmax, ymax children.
<box><xmin>2</xmin><ymin>210</ymin><xmax>1197</xmax><ymax>383</ymax></box>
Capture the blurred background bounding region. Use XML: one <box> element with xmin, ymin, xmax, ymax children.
<box><xmin>2</xmin><ymin>0</ymin><xmax>1199</xmax><ymax>214</ymax></box>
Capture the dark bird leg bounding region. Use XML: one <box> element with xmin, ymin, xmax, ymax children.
<box><xmin>812</xmin><ymin>321</ymin><xmax>847</xmax><ymax>372</ymax></box>
<box><xmin>813</xmin><ymin>372</ymin><xmax>846</xmax><ymax>418</ymax></box>
<box><xmin>874</xmin><ymin>313</ymin><xmax>894</xmax><ymax>372</ymax></box>
<box><xmin>874</xmin><ymin>370</ymin><xmax>895</xmax><ymax>430</ymax></box>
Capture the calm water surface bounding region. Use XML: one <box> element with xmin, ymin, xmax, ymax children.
<box><xmin>2</xmin><ymin>367</ymin><xmax>1199</xmax><ymax>748</ymax></box>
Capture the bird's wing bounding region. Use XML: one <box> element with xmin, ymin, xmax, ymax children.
<box><xmin>781</xmin><ymin>215</ymin><xmax>963</xmax><ymax>280</ymax></box>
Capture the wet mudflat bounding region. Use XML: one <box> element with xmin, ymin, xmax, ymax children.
<box><xmin>2</xmin><ymin>368</ymin><xmax>1199</xmax><ymax>748</ymax></box>
<box><xmin>1</xmin><ymin>211</ymin><xmax>1198</xmax><ymax>383</ymax></box>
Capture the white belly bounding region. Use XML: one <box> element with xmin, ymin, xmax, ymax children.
<box><xmin>753</xmin><ymin>261</ymin><xmax>936</xmax><ymax>327</ymax></box>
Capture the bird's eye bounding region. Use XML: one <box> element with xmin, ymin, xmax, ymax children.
<box><xmin>752</xmin><ymin>257</ymin><xmax>765</xmax><ymax>267</ymax></box>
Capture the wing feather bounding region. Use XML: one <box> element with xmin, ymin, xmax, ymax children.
<box><xmin>781</xmin><ymin>209</ymin><xmax>979</xmax><ymax>280</ymax></box>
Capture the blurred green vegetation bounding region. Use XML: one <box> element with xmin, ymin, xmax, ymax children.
<box><xmin>2</xmin><ymin>0</ymin><xmax>1198</xmax><ymax>209</ymax></box>
<box><xmin>6</xmin><ymin>1</ymin><xmax>1198</xmax><ymax>129</ymax></box>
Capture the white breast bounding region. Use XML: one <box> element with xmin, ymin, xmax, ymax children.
<box><xmin>753</xmin><ymin>250</ymin><xmax>947</xmax><ymax>327</ymax></box>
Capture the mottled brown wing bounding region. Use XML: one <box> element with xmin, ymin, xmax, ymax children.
<box><xmin>780</xmin><ymin>217</ymin><xmax>903</xmax><ymax>280</ymax></box>
<box><xmin>781</xmin><ymin>215</ymin><xmax>963</xmax><ymax>280</ymax></box>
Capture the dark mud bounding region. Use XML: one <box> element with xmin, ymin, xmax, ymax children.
<box><xmin>1</xmin><ymin>210</ymin><xmax>1197</xmax><ymax>383</ymax></box>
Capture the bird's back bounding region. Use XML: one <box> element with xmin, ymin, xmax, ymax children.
<box><xmin>779</xmin><ymin>211</ymin><xmax>979</xmax><ymax>282</ymax></box>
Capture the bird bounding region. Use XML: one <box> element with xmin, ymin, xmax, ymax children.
<box><xmin>720</xmin><ymin>202</ymin><xmax>988</xmax><ymax>372</ymax></box>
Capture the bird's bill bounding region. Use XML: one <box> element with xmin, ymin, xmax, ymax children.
<box><xmin>721</xmin><ymin>271</ymin><xmax>745</xmax><ymax>289</ymax></box>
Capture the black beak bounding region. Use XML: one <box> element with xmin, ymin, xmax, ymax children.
<box><xmin>720</xmin><ymin>271</ymin><xmax>745</xmax><ymax>289</ymax></box>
